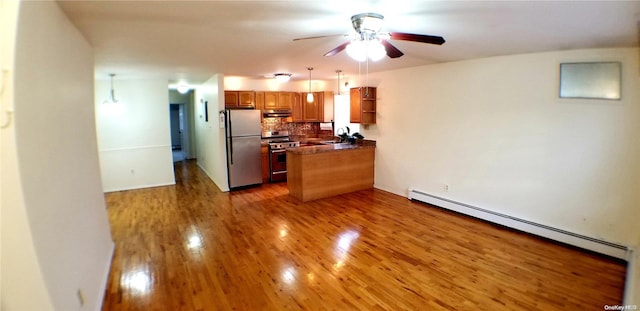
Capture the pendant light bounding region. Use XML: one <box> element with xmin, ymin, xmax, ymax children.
<box><xmin>306</xmin><ymin>67</ymin><xmax>314</xmax><ymax>103</ymax></box>
<box><xmin>103</xmin><ymin>73</ymin><xmax>119</xmax><ymax>104</ymax></box>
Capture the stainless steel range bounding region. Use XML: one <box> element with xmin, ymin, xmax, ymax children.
<box><xmin>262</xmin><ymin>131</ymin><xmax>300</xmax><ymax>182</ymax></box>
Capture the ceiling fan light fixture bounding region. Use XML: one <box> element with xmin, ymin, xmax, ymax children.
<box><xmin>351</xmin><ymin>13</ymin><xmax>384</xmax><ymax>34</ymax></box>
<box><xmin>274</xmin><ymin>73</ymin><xmax>292</xmax><ymax>82</ymax></box>
<box><xmin>346</xmin><ymin>39</ymin><xmax>385</xmax><ymax>62</ymax></box>
<box><xmin>368</xmin><ymin>40</ymin><xmax>386</xmax><ymax>61</ymax></box>
<box><xmin>346</xmin><ymin>40</ymin><xmax>367</xmax><ymax>62</ymax></box>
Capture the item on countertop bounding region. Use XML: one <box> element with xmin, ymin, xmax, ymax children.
<box><xmin>338</xmin><ymin>126</ymin><xmax>364</xmax><ymax>144</ymax></box>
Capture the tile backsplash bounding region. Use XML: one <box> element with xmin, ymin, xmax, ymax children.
<box><xmin>262</xmin><ymin>118</ymin><xmax>333</xmax><ymax>137</ymax></box>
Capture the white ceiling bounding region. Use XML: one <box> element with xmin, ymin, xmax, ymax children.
<box><xmin>57</xmin><ymin>0</ymin><xmax>640</xmax><ymax>84</ymax></box>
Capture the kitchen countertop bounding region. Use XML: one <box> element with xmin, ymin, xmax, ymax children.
<box><xmin>286</xmin><ymin>140</ymin><xmax>376</xmax><ymax>155</ymax></box>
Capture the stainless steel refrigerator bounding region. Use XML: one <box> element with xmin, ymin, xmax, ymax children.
<box><xmin>225</xmin><ymin>109</ymin><xmax>262</xmax><ymax>189</ymax></box>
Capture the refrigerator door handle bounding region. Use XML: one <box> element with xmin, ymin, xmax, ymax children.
<box><xmin>227</xmin><ymin>110</ymin><xmax>234</xmax><ymax>164</ymax></box>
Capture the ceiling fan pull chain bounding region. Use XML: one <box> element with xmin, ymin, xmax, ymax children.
<box><xmin>358</xmin><ymin>59</ymin><xmax>362</xmax><ymax>90</ymax></box>
<box><xmin>365</xmin><ymin>50</ymin><xmax>370</xmax><ymax>97</ymax></box>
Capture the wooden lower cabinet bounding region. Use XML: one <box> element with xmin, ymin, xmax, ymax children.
<box><xmin>287</xmin><ymin>147</ymin><xmax>374</xmax><ymax>202</ymax></box>
<box><xmin>261</xmin><ymin>146</ymin><xmax>270</xmax><ymax>183</ymax></box>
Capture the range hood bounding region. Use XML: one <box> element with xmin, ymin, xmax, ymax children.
<box><xmin>263</xmin><ymin>109</ymin><xmax>292</xmax><ymax>118</ymax></box>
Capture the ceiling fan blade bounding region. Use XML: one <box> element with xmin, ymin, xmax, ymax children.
<box><xmin>293</xmin><ymin>34</ymin><xmax>346</xmax><ymax>41</ymax></box>
<box><xmin>324</xmin><ymin>42</ymin><xmax>349</xmax><ymax>57</ymax></box>
<box><xmin>380</xmin><ymin>40</ymin><xmax>404</xmax><ymax>58</ymax></box>
<box><xmin>389</xmin><ymin>32</ymin><xmax>445</xmax><ymax>45</ymax></box>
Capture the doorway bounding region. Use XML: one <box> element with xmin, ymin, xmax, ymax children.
<box><xmin>169</xmin><ymin>89</ymin><xmax>196</xmax><ymax>165</ymax></box>
<box><xmin>169</xmin><ymin>103</ymin><xmax>185</xmax><ymax>162</ymax></box>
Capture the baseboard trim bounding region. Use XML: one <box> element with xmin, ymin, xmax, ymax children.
<box><xmin>196</xmin><ymin>162</ymin><xmax>229</xmax><ymax>192</ymax></box>
<box><xmin>407</xmin><ymin>188</ymin><xmax>629</xmax><ymax>260</ymax></box>
<box><xmin>103</xmin><ymin>182</ymin><xmax>176</xmax><ymax>193</ymax></box>
<box><xmin>95</xmin><ymin>241</ymin><xmax>115</xmax><ymax>311</ymax></box>
<box><xmin>624</xmin><ymin>247</ymin><xmax>638</xmax><ymax>305</ymax></box>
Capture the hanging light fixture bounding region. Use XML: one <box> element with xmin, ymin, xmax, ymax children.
<box><xmin>274</xmin><ymin>73</ymin><xmax>292</xmax><ymax>82</ymax></box>
<box><xmin>103</xmin><ymin>73</ymin><xmax>119</xmax><ymax>104</ymax></box>
<box><xmin>176</xmin><ymin>83</ymin><xmax>190</xmax><ymax>94</ymax></box>
<box><xmin>346</xmin><ymin>38</ymin><xmax>385</xmax><ymax>62</ymax></box>
<box><xmin>306</xmin><ymin>67</ymin><xmax>314</xmax><ymax>103</ymax></box>
<box><xmin>346</xmin><ymin>13</ymin><xmax>386</xmax><ymax>62</ymax></box>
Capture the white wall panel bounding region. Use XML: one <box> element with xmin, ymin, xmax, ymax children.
<box><xmin>95</xmin><ymin>78</ymin><xmax>175</xmax><ymax>192</ymax></box>
<box><xmin>364</xmin><ymin>48</ymin><xmax>640</xmax><ymax>247</ymax></box>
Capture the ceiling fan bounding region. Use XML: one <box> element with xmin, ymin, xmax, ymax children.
<box><xmin>293</xmin><ymin>13</ymin><xmax>445</xmax><ymax>61</ymax></box>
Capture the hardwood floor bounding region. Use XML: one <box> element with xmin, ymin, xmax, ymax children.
<box><xmin>102</xmin><ymin>160</ymin><xmax>626</xmax><ymax>310</ymax></box>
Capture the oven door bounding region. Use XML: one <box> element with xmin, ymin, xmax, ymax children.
<box><xmin>270</xmin><ymin>149</ymin><xmax>288</xmax><ymax>182</ymax></box>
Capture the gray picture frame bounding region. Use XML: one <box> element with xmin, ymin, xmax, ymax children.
<box><xmin>559</xmin><ymin>62</ymin><xmax>621</xmax><ymax>100</ymax></box>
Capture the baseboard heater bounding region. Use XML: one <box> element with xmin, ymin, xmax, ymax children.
<box><xmin>408</xmin><ymin>188</ymin><xmax>630</xmax><ymax>260</ymax></box>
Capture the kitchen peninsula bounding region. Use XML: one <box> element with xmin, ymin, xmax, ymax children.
<box><xmin>286</xmin><ymin>141</ymin><xmax>375</xmax><ymax>202</ymax></box>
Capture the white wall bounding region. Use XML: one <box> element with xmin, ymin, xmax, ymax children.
<box><xmin>194</xmin><ymin>75</ymin><xmax>229</xmax><ymax>191</ymax></box>
<box><xmin>333</xmin><ymin>94</ymin><xmax>360</xmax><ymax>135</ymax></box>
<box><xmin>95</xmin><ymin>79</ymin><xmax>175</xmax><ymax>192</ymax></box>
<box><xmin>1</xmin><ymin>1</ymin><xmax>114</xmax><ymax>310</ymax></box>
<box><xmin>363</xmin><ymin>47</ymin><xmax>640</xmax><ymax>247</ymax></box>
<box><xmin>224</xmin><ymin>77</ymin><xmax>330</xmax><ymax>92</ymax></box>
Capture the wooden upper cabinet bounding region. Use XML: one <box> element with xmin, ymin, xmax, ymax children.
<box><xmin>277</xmin><ymin>92</ymin><xmax>294</xmax><ymax>109</ymax></box>
<box><xmin>260</xmin><ymin>92</ymin><xmax>293</xmax><ymax>110</ymax></box>
<box><xmin>292</xmin><ymin>93</ymin><xmax>303</xmax><ymax>122</ymax></box>
<box><xmin>350</xmin><ymin>87</ymin><xmax>376</xmax><ymax>124</ymax></box>
<box><xmin>225</xmin><ymin>91</ymin><xmax>239</xmax><ymax>108</ymax></box>
<box><xmin>238</xmin><ymin>91</ymin><xmax>255</xmax><ymax>108</ymax></box>
<box><xmin>302</xmin><ymin>92</ymin><xmax>324</xmax><ymax>122</ymax></box>
<box><xmin>263</xmin><ymin>92</ymin><xmax>278</xmax><ymax>109</ymax></box>
<box><xmin>225</xmin><ymin>91</ymin><xmax>255</xmax><ymax>109</ymax></box>
<box><xmin>255</xmin><ymin>92</ymin><xmax>265</xmax><ymax>110</ymax></box>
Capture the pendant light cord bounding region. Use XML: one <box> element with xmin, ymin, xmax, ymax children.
<box><xmin>308</xmin><ymin>68</ymin><xmax>311</xmax><ymax>93</ymax></box>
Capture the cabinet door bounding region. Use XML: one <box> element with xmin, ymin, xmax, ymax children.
<box><xmin>238</xmin><ymin>91</ymin><xmax>255</xmax><ymax>108</ymax></box>
<box><xmin>292</xmin><ymin>93</ymin><xmax>303</xmax><ymax>122</ymax></box>
<box><xmin>303</xmin><ymin>92</ymin><xmax>322</xmax><ymax>122</ymax></box>
<box><xmin>277</xmin><ymin>92</ymin><xmax>293</xmax><ymax>109</ymax></box>
<box><xmin>255</xmin><ymin>92</ymin><xmax>265</xmax><ymax>110</ymax></box>
<box><xmin>261</xmin><ymin>146</ymin><xmax>269</xmax><ymax>183</ymax></box>
<box><xmin>349</xmin><ymin>88</ymin><xmax>361</xmax><ymax>123</ymax></box>
<box><xmin>264</xmin><ymin>92</ymin><xmax>278</xmax><ymax>109</ymax></box>
<box><xmin>225</xmin><ymin>91</ymin><xmax>239</xmax><ymax>108</ymax></box>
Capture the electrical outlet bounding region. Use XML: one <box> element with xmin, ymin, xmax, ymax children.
<box><xmin>445</xmin><ymin>184</ymin><xmax>450</xmax><ymax>192</ymax></box>
<box><xmin>77</xmin><ymin>289</ymin><xmax>85</xmax><ymax>306</ymax></box>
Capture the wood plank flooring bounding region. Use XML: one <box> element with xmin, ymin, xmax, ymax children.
<box><xmin>102</xmin><ymin>160</ymin><xmax>626</xmax><ymax>310</ymax></box>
